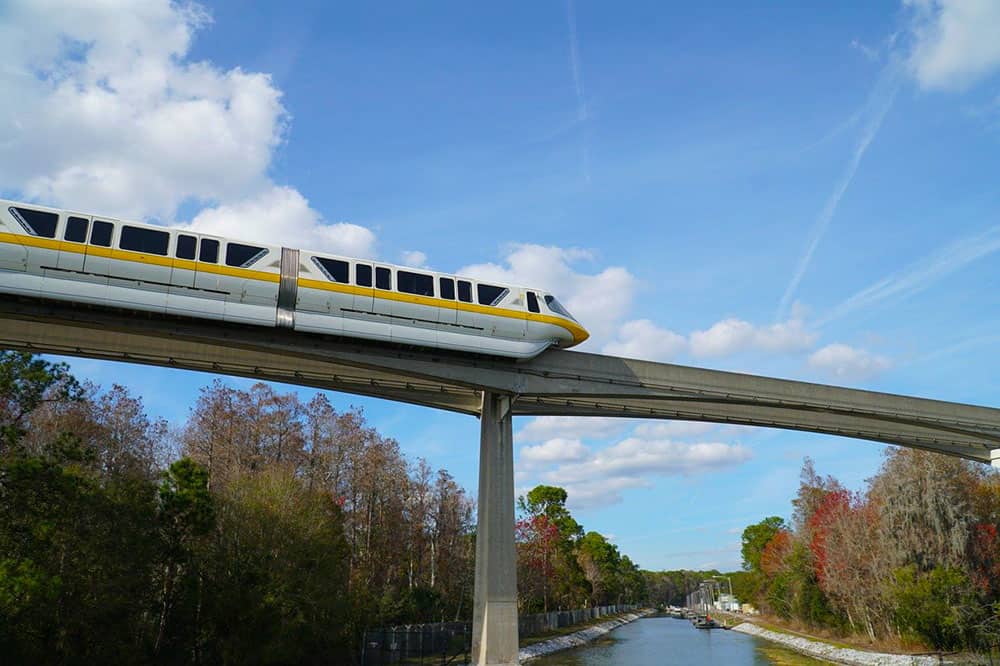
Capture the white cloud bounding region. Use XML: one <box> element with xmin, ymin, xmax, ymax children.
<box><xmin>808</xmin><ymin>343</ymin><xmax>891</xmax><ymax>381</ymax></box>
<box><xmin>906</xmin><ymin>0</ymin><xmax>1000</xmax><ymax>90</ymax></box>
<box><xmin>0</xmin><ymin>0</ymin><xmax>377</xmax><ymax>254</ymax></box>
<box><xmin>186</xmin><ymin>186</ymin><xmax>377</xmax><ymax>257</ymax></box>
<box><xmin>537</xmin><ymin>437</ymin><xmax>752</xmax><ymax>509</ymax></box>
<box><xmin>459</xmin><ymin>244</ymin><xmax>636</xmax><ymax>344</ymax></box>
<box><xmin>602</xmin><ymin>319</ymin><xmax>686</xmax><ymax>361</ymax></box>
<box><xmin>401</xmin><ymin>250</ymin><xmax>428</xmax><ymax>267</ymax></box>
<box><xmin>688</xmin><ymin>318</ymin><xmax>816</xmax><ymax>357</ymax></box>
<box><xmin>519</xmin><ymin>438</ymin><xmax>590</xmax><ymax>467</ymax></box>
<box><xmin>561</xmin><ymin>476</ymin><xmax>650</xmax><ymax>510</ymax></box>
<box><xmin>517</xmin><ymin>416</ymin><xmax>630</xmax><ymax>443</ymax></box>
<box><xmin>632</xmin><ymin>421</ymin><xmax>716</xmax><ymax>439</ymax></box>
<box><xmin>549</xmin><ymin>437</ymin><xmax>752</xmax><ymax>484</ymax></box>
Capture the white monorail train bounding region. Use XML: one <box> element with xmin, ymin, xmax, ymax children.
<box><xmin>0</xmin><ymin>200</ymin><xmax>588</xmax><ymax>358</ymax></box>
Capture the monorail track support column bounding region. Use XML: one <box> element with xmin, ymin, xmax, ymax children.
<box><xmin>471</xmin><ymin>391</ymin><xmax>519</xmax><ymax>666</ymax></box>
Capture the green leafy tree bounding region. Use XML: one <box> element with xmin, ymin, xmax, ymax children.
<box><xmin>0</xmin><ymin>455</ymin><xmax>159</xmax><ymax>664</ymax></box>
<box><xmin>741</xmin><ymin>516</ymin><xmax>786</xmax><ymax>572</ymax></box>
<box><xmin>0</xmin><ymin>351</ymin><xmax>81</xmax><ymax>449</ymax></box>
<box><xmin>893</xmin><ymin>565</ymin><xmax>970</xmax><ymax>650</ymax></box>
<box><xmin>153</xmin><ymin>457</ymin><xmax>216</xmax><ymax>659</ymax></box>
<box><xmin>519</xmin><ymin>485</ymin><xmax>583</xmax><ymax>542</ymax></box>
<box><xmin>202</xmin><ymin>469</ymin><xmax>352</xmax><ymax>664</ymax></box>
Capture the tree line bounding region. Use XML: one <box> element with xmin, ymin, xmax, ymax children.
<box><xmin>515</xmin><ymin>485</ymin><xmax>646</xmax><ymax>613</ymax></box>
<box><xmin>738</xmin><ymin>454</ymin><xmax>1000</xmax><ymax>652</ymax></box>
<box><xmin>0</xmin><ymin>352</ymin><xmax>645</xmax><ymax>664</ymax></box>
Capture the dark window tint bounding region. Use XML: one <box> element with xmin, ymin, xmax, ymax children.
<box><xmin>90</xmin><ymin>221</ymin><xmax>113</xmax><ymax>247</ymax></box>
<box><xmin>457</xmin><ymin>280</ymin><xmax>472</xmax><ymax>303</ymax></box>
<box><xmin>120</xmin><ymin>225</ymin><xmax>169</xmax><ymax>255</ymax></box>
<box><xmin>64</xmin><ymin>216</ymin><xmax>89</xmax><ymax>243</ymax></box>
<box><xmin>544</xmin><ymin>295</ymin><xmax>576</xmax><ymax>320</ymax></box>
<box><xmin>226</xmin><ymin>243</ymin><xmax>266</xmax><ymax>268</ymax></box>
<box><xmin>314</xmin><ymin>257</ymin><xmax>349</xmax><ymax>283</ymax></box>
<box><xmin>356</xmin><ymin>264</ymin><xmax>372</xmax><ymax>287</ymax></box>
<box><xmin>439</xmin><ymin>277</ymin><xmax>455</xmax><ymax>300</ymax></box>
<box><xmin>199</xmin><ymin>238</ymin><xmax>219</xmax><ymax>263</ymax></box>
<box><xmin>376</xmin><ymin>267</ymin><xmax>391</xmax><ymax>290</ymax></box>
<box><xmin>176</xmin><ymin>234</ymin><xmax>196</xmax><ymax>260</ymax></box>
<box><xmin>477</xmin><ymin>284</ymin><xmax>508</xmax><ymax>306</ymax></box>
<box><xmin>10</xmin><ymin>207</ymin><xmax>58</xmax><ymax>238</ymax></box>
<box><xmin>527</xmin><ymin>291</ymin><xmax>540</xmax><ymax>313</ymax></box>
<box><xmin>397</xmin><ymin>270</ymin><xmax>434</xmax><ymax>296</ymax></box>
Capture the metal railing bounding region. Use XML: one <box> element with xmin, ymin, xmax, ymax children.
<box><xmin>360</xmin><ymin>604</ymin><xmax>640</xmax><ymax>664</ymax></box>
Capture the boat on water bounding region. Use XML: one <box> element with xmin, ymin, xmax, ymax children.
<box><xmin>692</xmin><ymin>615</ymin><xmax>720</xmax><ymax>629</ymax></box>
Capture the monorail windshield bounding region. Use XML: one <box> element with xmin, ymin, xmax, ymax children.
<box><xmin>544</xmin><ymin>295</ymin><xmax>577</xmax><ymax>321</ymax></box>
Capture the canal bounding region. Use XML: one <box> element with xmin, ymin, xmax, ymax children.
<box><xmin>531</xmin><ymin>615</ymin><xmax>828</xmax><ymax>665</ymax></box>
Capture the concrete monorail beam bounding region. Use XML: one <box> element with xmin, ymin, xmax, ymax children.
<box><xmin>1</xmin><ymin>296</ymin><xmax>999</xmax><ymax>466</ymax></box>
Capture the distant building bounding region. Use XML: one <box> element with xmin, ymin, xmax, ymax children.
<box><xmin>740</xmin><ymin>603</ymin><xmax>759</xmax><ymax>615</ymax></box>
<box><xmin>713</xmin><ymin>593</ymin><xmax>740</xmax><ymax>612</ymax></box>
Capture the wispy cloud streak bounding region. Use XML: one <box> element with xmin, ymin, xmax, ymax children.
<box><xmin>777</xmin><ymin>65</ymin><xmax>900</xmax><ymax>320</ymax></box>
<box><xmin>565</xmin><ymin>0</ymin><xmax>590</xmax><ymax>183</ymax></box>
<box><xmin>818</xmin><ymin>224</ymin><xmax>1000</xmax><ymax>326</ymax></box>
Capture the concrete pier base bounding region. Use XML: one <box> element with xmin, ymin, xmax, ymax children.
<box><xmin>471</xmin><ymin>391</ymin><xmax>519</xmax><ymax>666</ymax></box>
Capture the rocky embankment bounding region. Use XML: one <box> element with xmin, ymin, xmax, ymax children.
<box><xmin>518</xmin><ymin>608</ymin><xmax>656</xmax><ymax>662</ymax></box>
<box><xmin>732</xmin><ymin>622</ymin><xmax>945</xmax><ymax>665</ymax></box>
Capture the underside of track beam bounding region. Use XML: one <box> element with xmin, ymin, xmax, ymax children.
<box><xmin>1</xmin><ymin>296</ymin><xmax>999</xmax><ymax>466</ymax></box>
<box><xmin>471</xmin><ymin>391</ymin><xmax>519</xmax><ymax>666</ymax></box>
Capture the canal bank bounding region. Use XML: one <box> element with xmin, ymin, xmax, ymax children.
<box><xmin>732</xmin><ymin>623</ymin><xmax>943</xmax><ymax>666</ymax></box>
<box><xmin>519</xmin><ymin>608</ymin><xmax>655</xmax><ymax>662</ymax></box>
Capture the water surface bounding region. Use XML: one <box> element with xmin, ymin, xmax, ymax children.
<box><xmin>531</xmin><ymin>615</ymin><xmax>827</xmax><ymax>665</ymax></box>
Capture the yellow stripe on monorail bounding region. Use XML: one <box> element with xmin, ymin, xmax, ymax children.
<box><xmin>298</xmin><ymin>277</ymin><xmax>589</xmax><ymax>344</ymax></box>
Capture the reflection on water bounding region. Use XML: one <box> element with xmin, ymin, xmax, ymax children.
<box><xmin>531</xmin><ymin>615</ymin><xmax>828</xmax><ymax>666</ymax></box>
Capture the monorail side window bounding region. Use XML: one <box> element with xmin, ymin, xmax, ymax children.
<box><xmin>397</xmin><ymin>270</ymin><xmax>434</xmax><ymax>296</ymax></box>
<box><xmin>64</xmin><ymin>217</ymin><xmax>89</xmax><ymax>243</ymax></box>
<box><xmin>90</xmin><ymin>221</ymin><xmax>113</xmax><ymax>247</ymax></box>
<box><xmin>527</xmin><ymin>291</ymin><xmax>540</xmax><ymax>313</ymax></box>
<box><xmin>376</xmin><ymin>267</ymin><xmax>391</xmax><ymax>290</ymax></box>
<box><xmin>200</xmin><ymin>239</ymin><xmax>219</xmax><ymax>263</ymax></box>
<box><xmin>176</xmin><ymin>234</ymin><xmax>196</xmax><ymax>260</ymax></box>
<box><xmin>10</xmin><ymin>207</ymin><xmax>58</xmax><ymax>238</ymax></box>
<box><xmin>477</xmin><ymin>284</ymin><xmax>508</xmax><ymax>306</ymax></box>
<box><xmin>226</xmin><ymin>243</ymin><xmax>267</xmax><ymax>268</ymax></box>
<box><xmin>121</xmin><ymin>225</ymin><xmax>170</xmax><ymax>256</ymax></box>
<box><xmin>439</xmin><ymin>277</ymin><xmax>455</xmax><ymax>300</ymax></box>
<box><xmin>457</xmin><ymin>280</ymin><xmax>472</xmax><ymax>303</ymax></box>
<box><xmin>314</xmin><ymin>257</ymin><xmax>349</xmax><ymax>283</ymax></box>
<box><xmin>356</xmin><ymin>264</ymin><xmax>372</xmax><ymax>287</ymax></box>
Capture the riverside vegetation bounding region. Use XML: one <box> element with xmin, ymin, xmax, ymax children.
<box><xmin>709</xmin><ymin>455</ymin><xmax>998</xmax><ymax>656</ymax></box>
<box><xmin>0</xmin><ymin>352</ymin><xmax>644</xmax><ymax>664</ymax></box>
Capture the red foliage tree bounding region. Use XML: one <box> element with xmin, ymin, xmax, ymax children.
<box><xmin>760</xmin><ymin>530</ymin><xmax>793</xmax><ymax>577</ymax></box>
<box><xmin>969</xmin><ymin>522</ymin><xmax>1000</xmax><ymax>595</ymax></box>
<box><xmin>515</xmin><ymin>513</ymin><xmax>561</xmax><ymax>611</ymax></box>
<box><xmin>807</xmin><ymin>489</ymin><xmax>851</xmax><ymax>587</ymax></box>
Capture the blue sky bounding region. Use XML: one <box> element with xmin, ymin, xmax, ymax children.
<box><xmin>3</xmin><ymin>0</ymin><xmax>1000</xmax><ymax>571</ymax></box>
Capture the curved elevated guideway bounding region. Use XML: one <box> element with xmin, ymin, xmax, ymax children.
<box><xmin>2</xmin><ymin>296</ymin><xmax>999</xmax><ymax>665</ymax></box>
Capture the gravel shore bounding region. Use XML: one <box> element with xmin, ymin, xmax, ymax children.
<box><xmin>518</xmin><ymin>608</ymin><xmax>656</xmax><ymax>662</ymax></box>
<box><xmin>732</xmin><ymin>622</ymin><xmax>945</xmax><ymax>665</ymax></box>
